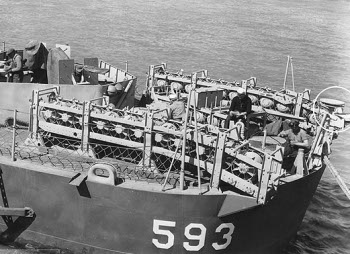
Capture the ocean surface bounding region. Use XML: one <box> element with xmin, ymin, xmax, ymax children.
<box><xmin>1</xmin><ymin>0</ymin><xmax>350</xmax><ymax>253</ymax></box>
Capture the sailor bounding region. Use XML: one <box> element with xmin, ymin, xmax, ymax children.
<box><xmin>3</xmin><ymin>48</ymin><xmax>24</xmax><ymax>82</ymax></box>
<box><xmin>278</xmin><ymin>119</ymin><xmax>310</xmax><ymax>154</ymax></box>
<box><xmin>106</xmin><ymin>84</ymin><xmax>124</xmax><ymax>109</ymax></box>
<box><xmin>168</xmin><ymin>92</ymin><xmax>186</xmax><ymax>122</ymax></box>
<box><xmin>278</xmin><ymin>119</ymin><xmax>311</xmax><ymax>173</ymax></box>
<box><xmin>224</xmin><ymin>88</ymin><xmax>252</xmax><ymax>128</ymax></box>
<box><xmin>278</xmin><ymin>117</ymin><xmax>310</xmax><ymax>164</ymax></box>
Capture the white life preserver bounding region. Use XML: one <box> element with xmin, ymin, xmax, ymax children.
<box><xmin>87</xmin><ymin>163</ymin><xmax>117</xmax><ymax>186</ymax></box>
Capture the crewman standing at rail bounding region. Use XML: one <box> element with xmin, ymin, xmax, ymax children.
<box><xmin>4</xmin><ymin>48</ymin><xmax>24</xmax><ymax>83</ymax></box>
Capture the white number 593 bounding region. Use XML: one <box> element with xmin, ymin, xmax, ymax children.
<box><xmin>152</xmin><ymin>219</ymin><xmax>235</xmax><ymax>251</ymax></box>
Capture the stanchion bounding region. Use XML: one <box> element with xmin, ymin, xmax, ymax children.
<box><xmin>11</xmin><ymin>109</ymin><xmax>17</xmax><ymax>161</ymax></box>
<box><xmin>192</xmin><ymin>89</ymin><xmax>202</xmax><ymax>194</ymax></box>
<box><xmin>180</xmin><ymin>87</ymin><xmax>192</xmax><ymax>190</ymax></box>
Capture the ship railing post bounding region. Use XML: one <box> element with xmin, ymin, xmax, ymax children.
<box><xmin>257</xmin><ymin>154</ymin><xmax>273</xmax><ymax>204</ymax></box>
<box><xmin>180</xmin><ymin>73</ymin><xmax>196</xmax><ymax>190</ymax></box>
<box><xmin>257</xmin><ymin>146</ymin><xmax>286</xmax><ymax>204</ymax></box>
<box><xmin>307</xmin><ymin>114</ymin><xmax>328</xmax><ymax>169</ymax></box>
<box><xmin>11</xmin><ymin>109</ymin><xmax>17</xmax><ymax>161</ymax></box>
<box><xmin>210</xmin><ymin>131</ymin><xmax>227</xmax><ymax>190</ymax></box>
<box><xmin>81</xmin><ymin>101</ymin><xmax>92</xmax><ymax>155</ymax></box>
<box><xmin>32</xmin><ymin>90</ymin><xmax>40</xmax><ymax>134</ymax></box>
<box><xmin>142</xmin><ymin>112</ymin><xmax>154</xmax><ymax>170</ymax></box>
<box><xmin>25</xmin><ymin>88</ymin><xmax>54</xmax><ymax>149</ymax></box>
<box><xmin>28</xmin><ymin>90</ymin><xmax>34</xmax><ymax>132</ymax></box>
<box><xmin>147</xmin><ymin>65</ymin><xmax>155</xmax><ymax>92</ymax></box>
<box><xmin>192</xmin><ymin>88</ymin><xmax>202</xmax><ymax>193</ymax></box>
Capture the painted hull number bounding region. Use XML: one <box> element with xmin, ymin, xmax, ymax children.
<box><xmin>152</xmin><ymin>219</ymin><xmax>235</xmax><ymax>251</ymax></box>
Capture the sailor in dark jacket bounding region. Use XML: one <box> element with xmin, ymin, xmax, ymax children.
<box><xmin>224</xmin><ymin>88</ymin><xmax>252</xmax><ymax>128</ymax></box>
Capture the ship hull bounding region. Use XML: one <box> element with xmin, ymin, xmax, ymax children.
<box><xmin>0</xmin><ymin>159</ymin><xmax>325</xmax><ymax>254</ymax></box>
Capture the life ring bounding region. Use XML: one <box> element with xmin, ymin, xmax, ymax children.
<box><xmin>87</xmin><ymin>163</ymin><xmax>117</xmax><ymax>186</ymax></box>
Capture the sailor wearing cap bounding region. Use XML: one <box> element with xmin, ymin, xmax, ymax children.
<box><xmin>278</xmin><ymin>119</ymin><xmax>311</xmax><ymax>173</ymax></box>
<box><xmin>168</xmin><ymin>92</ymin><xmax>186</xmax><ymax>122</ymax></box>
<box><xmin>278</xmin><ymin>119</ymin><xmax>310</xmax><ymax>153</ymax></box>
<box><xmin>4</xmin><ymin>48</ymin><xmax>24</xmax><ymax>83</ymax></box>
<box><xmin>106</xmin><ymin>83</ymin><xmax>124</xmax><ymax>109</ymax></box>
<box><xmin>224</xmin><ymin>87</ymin><xmax>252</xmax><ymax>128</ymax></box>
<box><xmin>278</xmin><ymin>120</ymin><xmax>310</xmax><ymax>157</ymax></box>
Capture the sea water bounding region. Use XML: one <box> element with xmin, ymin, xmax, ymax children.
<box><xmin>1</xmin><ymin>0</ymin><xmax>350</xmax><ymax>253</ymax></box>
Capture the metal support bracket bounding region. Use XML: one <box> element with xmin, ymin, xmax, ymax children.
<box><xmin>210</xmin><ymin>132</ymin><xmax>227</xmax><ymax>189</ymax></box>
